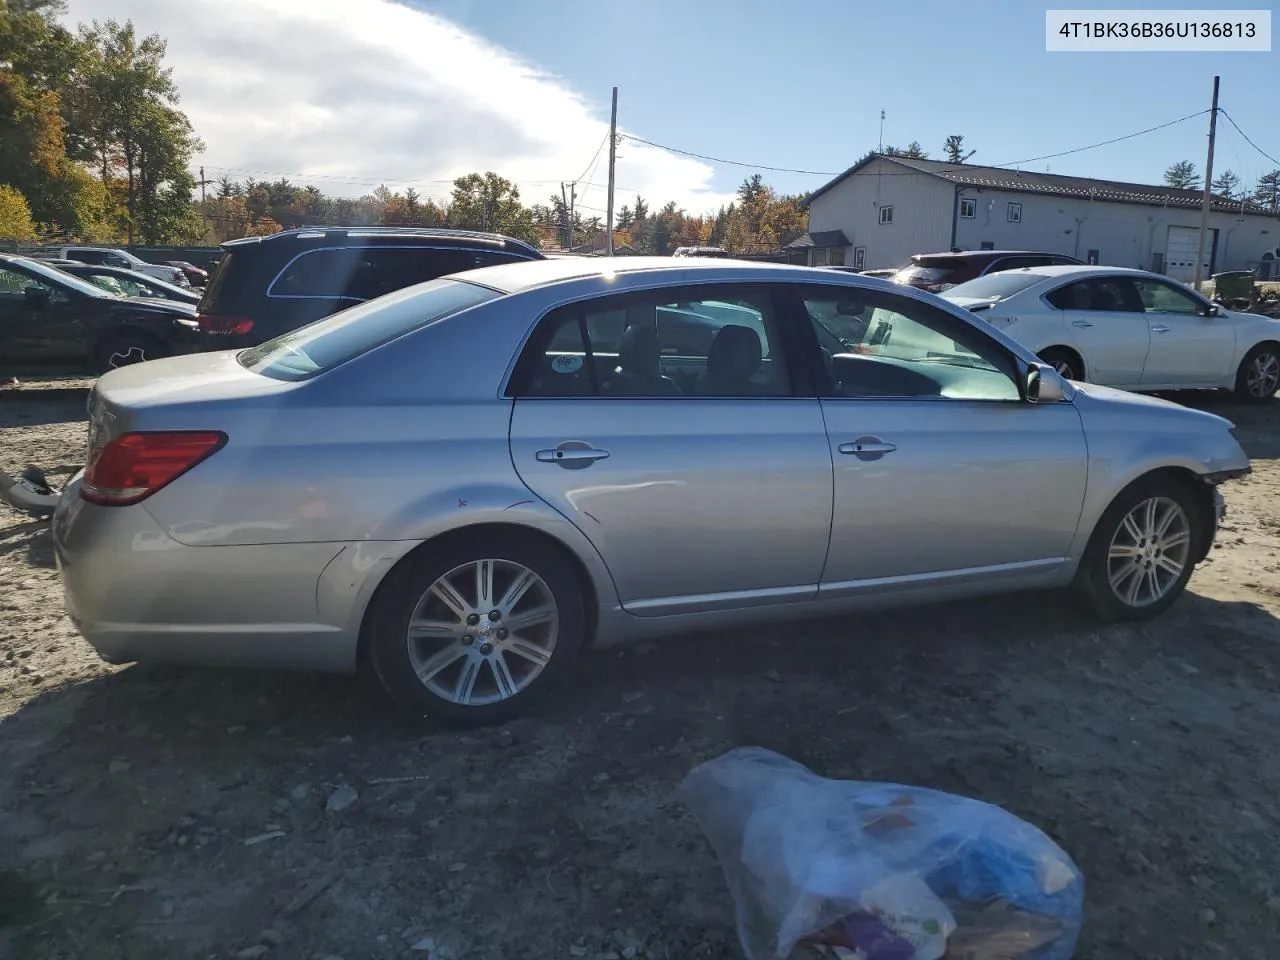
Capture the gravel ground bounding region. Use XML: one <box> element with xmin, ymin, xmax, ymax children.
<box><xmin>2</xmin><ymin>385</ymin><xmax>1280</xmax><ymax>960</ymax></box>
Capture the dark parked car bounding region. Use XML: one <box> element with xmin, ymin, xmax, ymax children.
<box><xmin>196</xmin><ymin>226</ymin><xmax>544</xmax><ymax>347</ymax></box>
<box><xmin>55</xmin><ymin>263</ymin><xmax>202</xmax><ymax>305</ymax></box>
<box><xmin>892</xmin><ymin>250</ymin><xmax>1083</xmax><ymax>293</ymax></box>
<box><xmin>0</xmin><ymin>255</ymin><xmax>199</xmax><ymax>375</ymax></box>
<box><xmin>165</xmin><ymin>260</ymin><xmax>209</xmax><ymax>287</ymax></box>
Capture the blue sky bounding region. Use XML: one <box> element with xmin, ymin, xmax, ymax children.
<box><xmin>69</xmin><ymin>0</ymin><xmax>1278</xmax><ymax>214</ymax></box>
<box><xmin>423</xmin><ymin>0</ymin><xmax>1278</xmax><ymax>196</ymax></box>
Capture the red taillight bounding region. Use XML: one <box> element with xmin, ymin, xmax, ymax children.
<box><xmin>197</xmin><ymin>314</ymin><xmax>254</xmax><ymax>335</ymax></box>
<box><xmin>82</xmin><ymin>431</ymin><xmax>227</xmax><ymax>506</ymax></box>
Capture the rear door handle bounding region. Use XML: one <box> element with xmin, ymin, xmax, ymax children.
<box><xmin>536</xmin><ymin>443</ymin><xmax>610</xmax><ymax>468</ymax></box>
<box><xmin>838</xmin><ymin>437</ymin><xmax>897</xmax><ymax>461</ymax></box>
<box><xmin>1151</xmin><ymin>325</ymin><xmax>1170</xmax><ymax>334</ymax></box>
<box><xmin>1071</xmin><ymin>319</ymin><xmax>1093</xmax><ymax>328</ymax></box>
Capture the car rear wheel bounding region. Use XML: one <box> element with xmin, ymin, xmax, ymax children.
<box><xmin>1075</xmin><ymin>476</ymin><xmax>1204</xmax><ymax>622</ymax></box>
<box><xmin>1038</xmin><ymin>347</ymin><xmax>1083</xmax><ymax>382</ymax></box>
<box><xmin>95</xmin><ymin>333</ymin><xmax>167</xmax><ymax>374</ymax></box>
<box><xmin>1233</xmin><ymin>343</ymin><xmax>1280</xmax><ymax>401</ymax></box>
<box><xmin>365</xmin><ymin>531</ymin><xmax>586</xmax><ymax>727</ymax></box>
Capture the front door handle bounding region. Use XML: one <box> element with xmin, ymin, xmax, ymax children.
<box><xmin>536</xmin><ymin>442</ymin><xmax>610</xmax><ymax>469</ymax></box>
<box><xmin>1151</xmin><ymin>324</ymin><xmax>1170</xmax><ymax>334</ymax></box>
<box><xmin>838</xmin><ymin>436</ymin><xmax>897</xmax><ymax>461</ymax></box>
<box><xmin>1071</xmin><ymin>319</ymin><xmax>1093</xmax><ymax>328</ymax></box>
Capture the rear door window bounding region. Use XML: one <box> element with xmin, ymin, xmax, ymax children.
<box><xmin>268</xmin><ymin>247</ymin><xmax>506</xmax><ymax>301</ymax></box>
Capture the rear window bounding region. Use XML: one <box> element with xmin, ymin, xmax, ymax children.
<box><xmin>892</xmin><ymin>262</ymin><xmax>965</xmax><ymax>284</ymax></box>
<box><xmin>237</xmin><ymin>277</ymin><xmax>500</xmax><ymax>381</ymax></box>
<box><xmin>199</xmin><ymin>250</ymin><xmax>237</xmax><ymax>310</ymax></box>
<box><xmin>943</xmin><ymin>271</ymin><xmax>1050</xmax><ymax>302</ymax></box>
<box><xmin>267</xmin><ymin>246</ymin><xmax>520</xmax><ymax>301</ymax></box>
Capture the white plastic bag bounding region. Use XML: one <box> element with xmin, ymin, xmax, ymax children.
<box><xmin>676</xmin><ymin>747</ymin><xmax>1084</xmax><ymax>960</ymax></box>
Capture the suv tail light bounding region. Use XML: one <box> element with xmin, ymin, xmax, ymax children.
<box><xmin>82</xmin><ymin>431</ymin><xmax>227</xmax><ymax>506</ymax></box>
<box><xmin>197</xmin><ymin>314</ymin><xmax>254</xmax><ymax>335</ymax></box>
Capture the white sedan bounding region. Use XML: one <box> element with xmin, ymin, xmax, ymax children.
<box><xmin>942</xmin><ymin>265</ymin><xmax>1280</xmax><ymax>401</ymax></box>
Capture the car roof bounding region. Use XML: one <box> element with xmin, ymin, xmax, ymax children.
<box><xmin>996</xmin><ymin>264</ymin><xmax>1157</xmax><ymax>279</ymax></box>
<box><xmin>449</xmin><ymin>255</ymin><xmax>901</xmax><ymax>296</ymax></box>
<box><xmin>913</xmin><ymin>250</ymin><xmax>1078</xmax><ymax>261</ymax></box>
<box><xmin>220</xmin><ymin>225</ymin><xmax>542</xmax><ymax>257</ymax></box>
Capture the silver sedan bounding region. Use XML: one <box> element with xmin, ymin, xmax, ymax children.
<box><xmin>52</xmin><ymin>257</ymin><xmax>1251</xmax><ymax>726</ymax></box>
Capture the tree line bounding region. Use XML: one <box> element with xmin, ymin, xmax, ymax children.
<box><xmin>1163</xmin><ymin>160</ymin><xmax>1280</xmax><ymax>209</ymax></box>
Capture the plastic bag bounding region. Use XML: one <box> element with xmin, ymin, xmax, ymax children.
<box><xmin>676</xmin><ymin>747</ymin><xmax>1084</xmax><ymax>960</ymax></box>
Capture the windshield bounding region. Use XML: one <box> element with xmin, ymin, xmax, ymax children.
<box><xmin>892</xmin><ymin>263</ymin><xmax>964</xmax><ymax>284</ymax></box>
<box><xmin>238</xmin><ymin>277</ymin><xmax>501</xmax><ymax>381</ymax></box>
<box><xmin>18</xmin><ymin>258</ymin><xmax>114</xmax><ymax>298</ymax></box>
<box><xmin>943</xmin><ymin>271</ymin><xmax>1050</xmax><ymax>302</ymax></box>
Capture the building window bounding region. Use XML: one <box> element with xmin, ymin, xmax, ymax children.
<box><xmin>811</xmin><ymin>248</ymin><xmax>829</xmax><ymax>267</ymax></box>
<box><xmin>853</xmin><ymin>246</ymin><xmax>866</xmax><ymax>269</ymax></box>
<box><xmin>1086</xmin><ymin>249</ymin><xmax>1099</xmax><ymax>265</ymax></box>
<box><xmin>878</xmin><ymin>205</ymin><xmax>894</xmax><ymax>225</ymax></box>
<box><xmin>828</xmin><ymin>247</ymin><xmax>846</xmax><ymax>266</ymax></box>
<box><xmin>959</xmin><ymin>198</ymin><xmax>976</xmax><ymax>219</ymax></box>
<box><xmin>980</xmin><ymin>241</ymin><xmax>995</xmax><ymax>250</ymax></box>
<box><xmin>1006</xmin><ymin>202</ymin><xmax>1022</xmax><ymax>223</ymax></box>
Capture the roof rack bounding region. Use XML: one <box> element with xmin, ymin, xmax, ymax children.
<box><xmin>223</xmin><ymin>225</ymin><xmax>540</xmax><ymax>254</ymax></box>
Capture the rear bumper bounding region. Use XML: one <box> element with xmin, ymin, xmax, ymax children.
<box><xmin>51</xmin><ymin>474</ymin><xmax>403</xmax><ymax>674</ymax></box>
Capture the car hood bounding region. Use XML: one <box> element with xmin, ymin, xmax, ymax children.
<box><xmin>1070</xmin><ymin>379</ymin><xmax>1234</xmax><ymax>429</ymax></box>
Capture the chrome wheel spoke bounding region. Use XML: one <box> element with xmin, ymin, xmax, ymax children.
<box><xmin>1155</xmin><ymin>554</ymin><xmax>1183</xmax><ymax>577</ymax></box>
<box><xmin>408</xmin><ymin>618</ymin><xmax>461</xmax><ymax>641</ymax></box>
<box><xmin>452</xmin><ymin>658</ymin><xmax>482</xmax><ymax>704</ymax></box>
<box><xmin>1108</xmin><ymin>496</ymin><xmax>1191</xmax><ymax>607</ymax></box>
<box><xmin>1160</xmin><ymin>530</ymin><xmax>1191</xmax><ymax>551</ymax></box>
<box><xmin>505</xmin><ymin>604</ymin><xmax>556</xmax><ymax>634</ymax></box>
<box><xmin>414</xmin><ymin>644</ymin><xmax>467</xmax><ymax>683</ymax></box>
<box><xmin>491</xmin><ymin>652</ymin><xmax>519</xmax><ymax>699</ymax></box>
<box><xmin>1141</xmin><ymin>497</ymin><xmax>1159</xmax><ymax>538</ymax></box>
<box><xmin>1123</xmin><ymin>564</ymin><xmax>1145</xmax><ymax>605</ymax></box>
<box><xmin>1121</xmin><ymin>514</ymin><xmax>1144</xmax><ymax>543</ymax></box>
<box><xmin>499</xmin><ymin>568</ymin><xmax>538</xmax><ymax>614</ymax></box>
<box><xmin>474</xmin><ymin>560</ymin><xmax>495</xmax><ymax>610</ymax></box>
<box><xmin>430</xmin><ymin>579</ymin><xmax>471</xmax><ymax>621</ymax></box>
<box><xmin>1109</xmin><ymin>543</ymin><xmax>1141</xmax><ymax>560</ymax></box>
<box><xmin>506</xmin><ymin>638</ymin><xmax>551</xmax><ymax>667</ymax></box>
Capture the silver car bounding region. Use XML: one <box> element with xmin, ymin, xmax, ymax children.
<box><xmin>52</xmin><ymin>257</ymin><xmax>1251</xmax><ymax>726</ymax></box>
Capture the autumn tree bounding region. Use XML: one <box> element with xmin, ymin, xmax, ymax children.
<box><xmin>1163</xmin><ymin>160</ymin><xmax>1199</xmax><ymax>190</ymax></box>
<box><xmin>447</xmin><ymin>172</ymin><xmax>538</xmax><ymax>245</ymax></box>
<box><xmin>64</xmin><ymin>19</ymin><xmax>203</xmax><ymax>243</ymax></box>
<box><xmin>0</xmin><ymin>184</ymin><xmax>37</xmax><ymax>240</ymax></box>
<box><xmin>943</xmin><ymin>135</ymin><xmax>975</xmax><ymax>164</ymax></box>
<box><xmin>632</xmin><ymin>195</ymin><xmax>648</xmax><ymax>222</ymax></box>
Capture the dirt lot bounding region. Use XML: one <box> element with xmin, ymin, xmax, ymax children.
<box><xmin>2</xmin><ymin>384</ymin><xmax>1280</xmax><ymax>960</ymax></box>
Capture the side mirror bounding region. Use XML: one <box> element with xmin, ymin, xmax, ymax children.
<box><xmin>23</xmin><ymin>286</ymin><xmax>50</xmax><ymax>307</ymax></box>
<box><xmin>1025</xmin><ymin>363</ymin><xmax>1067</xmax><ymax>403</ymax></box>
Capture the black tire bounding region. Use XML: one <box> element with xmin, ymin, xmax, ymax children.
<box><xmin>1038</xmin><ymin>347</ymin><xmax>1083</xmax><ymax>382</ymax></box>
<box><xmin>364</xmin><ymin>530</ymin><xmax>587</xmax><ymax>727</ymax></box>
<box><xmin>1074</xmin><ymin>475</ymin><xmax>1205</xmax><ymax>622</ymax></box>
<box><xmin>1233</xmin><ymin>342</ymin><xmax>1280</xmax><ymax>402</ymax></box>
<box><xmin>95</xmin><ymin>332</ymin><xmax>168</xmax><ymax>374</ymax></box>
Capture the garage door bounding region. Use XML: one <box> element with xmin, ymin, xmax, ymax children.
<box><xmin>1165</xmin><ymin>225</ymin><xmax>1217</xmax><ymax>282</ymax></box>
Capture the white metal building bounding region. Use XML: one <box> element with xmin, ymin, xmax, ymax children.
<box><xmin>792</xmin><ymin>154</ymin><xmax>1280</xmax><ymax>281</ymax></box>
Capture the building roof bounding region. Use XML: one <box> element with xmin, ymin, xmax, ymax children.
<box><xmin>803</xmin><ymin>153</ymin><xmax>1278</xmax><ymax>216</ymax></box>
<box><xmin>785</xmin><ymin>229</ymin><xmax>850</xmax><ymax>249</ymax></box>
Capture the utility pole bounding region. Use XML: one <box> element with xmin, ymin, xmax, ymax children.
<box><xmin>878</xmin><ymin>110</ymin><xmax>885</xmax><ymax>153</ymax></box>
<box><xmin>1192</xmin><ymin>75</ymin><xmax>1219</xmax><ymax>291</ymax></box>
<box><xmin>569</xmin><ymin>182</ymin><xmax>577</xmax><ymax>251</ymax></box>
<box><xmin>606</xmin><ymin>86</ymin><xmax>618</xmax><ymax>256</ymax></box>
<box><xmin>196</xmin><ymin>166</ymin><xmax>215</xmax><ymax>237</ymax></box>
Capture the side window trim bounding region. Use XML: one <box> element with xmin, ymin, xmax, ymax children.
<box><xmin>782</xmin><ymin>282</ymin><xmax>1026</xmax><ymax>403</ymax></box>
<box><xmin>505</xmin><ymin>281</ymin><xmax>807</xmax><ymax>400</ymax></box>
<box><xmin>265</xmin><ymin>244</ymin><xmax>524</xmax><ymax>301</ymax></box>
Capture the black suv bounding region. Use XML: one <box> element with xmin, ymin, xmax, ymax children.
<box><xmin>0</xmin><ymin>255</ymin><xmax>199</xmax><ymax>375</ymax></box>
<box><xmin>197</xmin><ymin>226</ymin><xmax>545</xmax><ymax>348</ymax></box>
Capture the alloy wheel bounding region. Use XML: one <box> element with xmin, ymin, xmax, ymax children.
<box><xmin>1246</xmin><ymin>350</ymin><xmax>1280</xmax><ymax>399</ymax></box>
<box><xmin>1106</xmin><ymin>496</ymin><xmax>1192</xmax><ymax>607</ymax></box>
<box><xmin>405</xmin><ymin>559</ymin><xmax>559</xmax><ymax>706</ymax></box>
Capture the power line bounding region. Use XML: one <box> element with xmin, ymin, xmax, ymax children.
<box><xmin>992</xmin><ymin>109</ymin><xmax>1210</xmax><ymax>167</ymax></box>
<box><xmin>622</xmin><ymin>109</ymin><xmax>1212</xmax><ymax>180</ymax></box>
<box><xmin>573</xmin><ymin>133</ymin><xmax>609</xmax><ymax>186</ymax></box>
<box><xmin>1219</xmin><ymin>109</ymin><xmax>1280</xmax><ymax>169</ymax></box>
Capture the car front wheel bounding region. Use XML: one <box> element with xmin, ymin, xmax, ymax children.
<box><xmin>365</xmin><ymin>531</ymin><xmax>586</xmax><ymax>727</ymax></box>
<box><xmin>1038</xmin><ymin>347</ymin><xmax>1083</xmax><ymax>382</ymax></box>
<box><xmin>1075</xmin><ymin>476</ymin><xmax>1204</xmax><ymax>622</ymax></box>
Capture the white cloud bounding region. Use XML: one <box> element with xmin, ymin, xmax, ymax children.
<box><xmin>61</xmin><ymin>0</ymin><xmax>741</xmax><ymax>217</ymax></box>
